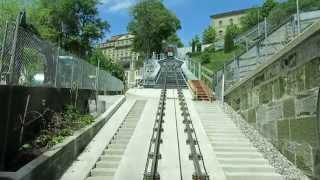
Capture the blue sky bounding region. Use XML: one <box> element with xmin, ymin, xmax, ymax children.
<box><xmin>98</xmin><ymin>0</ymin><xmax>264</xmax><ymax>45</ymax></box>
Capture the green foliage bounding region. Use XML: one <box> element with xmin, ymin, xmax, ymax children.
<box><xmin>241</xmin><ymin>0</ymin><xmax>320</xmax><ymax>32</ymax></box>
<box><xmin>166</xmin><ymin>33</ymin><xmax>184</xmax><ymax>47</ymax></box>
<box><xmin>192</xmin><ymin>47</ymin><xmax>243</xmax><ymax>73</ymax></box>
<box><xmin>240</xmin><ymin>0</ymin><xmax>277</xmax><ymax>32</ymax></box>
<box><xmin>190</xmin><ymin>35</ymin><xmax>201</xmax><ymax>53</ymax></box>
<box><xmin>224</xmin><ymin>25</ymin><xmax>240</xmax><ymax>53</ymax></box>
<box><xmin>26</xmin><ymin>105</ymin><xmax>94</xmax><ymax>149</ymax></box>
<box><xmin>0</xmin><ymin>0</ymin><xmax>22</xmax><ymax>25</ymax></box>
<box><xmin>261</xmin><ymin>0</ymin><xmax>278</xmax><ymax>17</ymax></box>
<box><xmin>240</xmin><ymin>7</ymin><xmax>261</xmax><ymax>32</ymax></box>
<box><xmin>196</xmin><ymin>43</ymin><xmax>202</xmax><ymax>53</ymax></box>
<box><xmin>28</xmin><ymin>0</ymin><xmax>109</xmax><ymax>58</ymax></box>
<box><xmin>88</xmin><ymin>49</ymin><xmax>125</xmax><ymax>81</ymax></box>
<box><xmin>21</xmin><ymin>48</ymin><xmax>44</xmax><ymax>85</ymax></box>
<box><xmin>128</xmin><ymin>0</ymin><xmax>181</xmax><ymax>58</ymax></box>
<box><xmin>202</xmin><ymin>26</ymin><xmax>216</xmax><ymax>44</ymax></box>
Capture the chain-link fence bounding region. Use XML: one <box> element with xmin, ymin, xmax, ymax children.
<box><xmin>0</xmin><ymin>16</ymin><xmax>124</xmax><ymax>92</ymax></box>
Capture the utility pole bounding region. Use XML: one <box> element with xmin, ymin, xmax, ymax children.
<box><xmin>296</xmin><ymin>0</ymin><xmax>301</xmax><ymax>34</ymax></box>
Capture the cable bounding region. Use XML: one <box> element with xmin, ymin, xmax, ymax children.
<box><xmin>173</xmin><ymin>89</ymin><xmax>183</xmax><ymax>180</ymax></box>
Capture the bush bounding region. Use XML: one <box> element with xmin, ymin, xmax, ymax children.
<box><xmin>25</xmin><ymin>105</ymin><xmax>94</xmax><ymax>150</ymax></box>
<box><xmin>224</xmin><ymin>25</ymin><xmax>240</xmax><ymax>53</ymax></box>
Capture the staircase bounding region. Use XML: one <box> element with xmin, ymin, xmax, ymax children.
<box><xmin>189</xmin><ymin>80</ymin><xmax>214</xmax><ymax>101</ymax></box>
<box><xmin>195</xmin><ymin>102</ymin><xmax>283</xmax><ymax>180</ymax></box>
<box><xmin>86</xmin><ymin>100</ymin><xmax>146</xmax><ymax>180</ymax></box>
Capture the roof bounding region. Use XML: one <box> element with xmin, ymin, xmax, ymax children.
<box><xmin>210</xmin><ymin>8</ymin><xmax>251</xmax><ymax>19</ymax></box>
<box><xmin>104</xmin><ymin>33</ymin><xmax>134</xmax><ymax>43</ymax></box>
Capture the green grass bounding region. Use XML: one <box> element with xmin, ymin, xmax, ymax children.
<box><xmin>192</xmin><ymin>46</ymin><xmax>244</xmax><ymax>73</ymax></box>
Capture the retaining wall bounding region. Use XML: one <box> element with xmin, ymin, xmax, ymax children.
<box><xmin>225</xmin><ymin>22</ymin><xmax>320</xmax><ymax>177</ymax></box>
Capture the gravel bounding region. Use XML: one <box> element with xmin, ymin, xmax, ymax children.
<box><xmin>220</xmin><ymin>102</ymin><xmax>310</xmax><ymax>180</ymax></box>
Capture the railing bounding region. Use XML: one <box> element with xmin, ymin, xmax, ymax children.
<box><xmin>187</xmin><ymin>11</ymin><xmax>320</xmax><ymax>100</ymax></box>
<box><xmin>0</xmin><ymin>15</ymin><xmax>124</xmax><ymax>92</ymax></box>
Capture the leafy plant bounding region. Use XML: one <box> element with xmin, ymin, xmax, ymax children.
<box><xmin>23</xmin><ymin>105</ymin><xmax>94</xmax><ymax>150</ymax></box>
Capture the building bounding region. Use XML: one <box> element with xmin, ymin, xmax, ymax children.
<box><xmin>100</xmin><ymin>33</ymin><xmax>141</xmax><ymax>88</ymax></box>
<box><xmin>100</xmin><ymin>33</ymin><xmax>139</xmax><ymax>69</ymax></box>
<box><xmin>211</xmin><ymin>8</ymin><xmax>250</xmax><ymax>39</ymax></box>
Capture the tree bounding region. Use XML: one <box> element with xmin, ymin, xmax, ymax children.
<box><xmin>30</xmin><ymin>0</ymin><xmax>109</xmax><ymax>58</ymax></box>
<box><xmin>166</xmin><ymin>33</ymin><xmax>184</xmax><ymax>48</ymax></box>
<box><xmin>224</xmin><ymin>25</ymin><xmax>240</xmax><ymax>53</ymax></box>
<box><xmin>190</xmin><ymin>35</ymin><xmax>201</xmax><ymax>53</ymax></box>
<box><xmin>128</xmin><ymin>0</ymin><xmax>181</xmax><ymax>58</ymax></box>
<box><xmin>88</xmin><ymin>49</ymin><xmax>125</xmax><ymax>81</ymax></box>
<box><xmin>240</xmin><ymin>0</ymin><xmax>276</xmax><ymax>32</ymax></box>
<box><xmin>0</xmin><ymin>0</ymin><xmax>29</xmax><ymax>25</ymax></box>
<box><xmin>202</xmin><ymin>26</ymin><xmax>216</xmax><ymax>44</ymax></box>
<box><xmin>261</xmin><ymin>0</ymin><xmax>277</xmax><ymax>17</ymax></box>
<box><xmin>240</xmin><ymin>7</ymin><xmax>261</xmax><ymax>32</ymax></box>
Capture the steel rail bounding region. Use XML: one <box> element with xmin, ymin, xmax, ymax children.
<box><xmin>143</xmin><ymin>68</ymin><xmax>168</xmax><ymax>180</ymax></box>
<box><xmin>175</xmin><ymin>68</ymin><xmax>210</xmax><ymax>180</ymax></box>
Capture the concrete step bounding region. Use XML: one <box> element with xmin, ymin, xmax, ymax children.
<box><xmin>213</xmin><ymin>147</ymin><xmax>257</xmax><ymax>152</ymax></box>
<box><xmin>209</xmin><ymin>137</ymin><xmax>250</xmax><ymax>143</ymax></box>
<box><xmin>211</xmin><ymin>142</ymin><xmax>253</xmax><ymax>147</ymax></box>
<box><xmin>207</xmin><ymin>133</ymin><xmax>244</xmax><ymax>137</ymax></box>
<box><xmin>99</xmin><ymin>155</ymin><xmax>122</xmax><ymax>162</ymax></box>
<box><xmin>225</xmin><ymin>172</ymin><xmax>283</xmax><ymax>180</ymax></box>
<box><xmin>216</xmin><ymin>152</ymin><xmax>263</xmax><ymax>159</ymax></box>
<box><xmin>111</xmin><ymin>139</ymin><xmax>130</xmax><ymax>144</ymax></box>
<box><xmin>106</xmin><ymin>146</ymin><xmax>126</xmax><ymax>151</ymax></box>
<box><xmin>206</xmin><ymin>130</ymin><xmax>241</xmax><ymax>133</ymax></box>
<box><xmin>218</xmin><ymin>158</ymin><xmax>269</xmax><ymax>165</ymax></box>
<box><xmin>222</xmin><ymin>165</ymin><xmax>276</xmax><ymax>173</ymax></box>
<box><xmin>117</xmin><ymin>131</ymin><xmax>134</xmax><ymax>136</ymax></box>
<box><xmin>108</xmin><ymin>143</ymin><xmax>127</xmax><ymax>149</ymax></box>
<box><xmin>91</xmin><ymin>168</ymin><xmax>117</xmax><ymax>176</ymax></box>
<box><xmin>96</xmin><ymin>161</ymin><xmax>119</xmax><ymax>168</ymax></box>
<box><xmin>86</xmin><ymin>176</ymin><xmax>113</xmax><ymax>180</ymax></box>
<box><xmin>104</xmin><ymin>149</ymin><xmax>125</xmax><ymax>155</ymax></box>
<box><xmin>120</xmin><ymin>128</ymin><xmax>135</xmax><ymax>132</ymax></box>
<box><xmin>115</xmin><ymin>134</ymin><xmax>132</xmax><ymax>139</ymax></box>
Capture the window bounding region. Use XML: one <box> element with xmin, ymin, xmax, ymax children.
<box><xmin>219</xmin><ymin>30</ymin><xmax>223</xmax><ymax>35</ymax></box>
<box><xmin>219</xmin><ymin>20</ymin><xmax>223</xmax><ymax>27</ymax></box>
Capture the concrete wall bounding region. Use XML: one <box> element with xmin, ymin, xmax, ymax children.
<box><xmin>0</xmin><ymin>86</ymin><xmax>95</xmax><ymax>171</ymax></box>
<box><xmin>225</xmin><ymin>23</ymin><xmax>320</xmax><ymax>177</ymax></box>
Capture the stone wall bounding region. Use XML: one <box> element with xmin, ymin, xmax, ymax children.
<box><xmin>225</xmin><ymin>23</ymin><xmax>320</xmax><ymax>177</ymax></box>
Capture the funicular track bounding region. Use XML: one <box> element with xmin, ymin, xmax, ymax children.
<box><xmin>175</xmin><ymin>70</ymin><xmax>209</xmax><ymax>180</ymax></box>
<box><xmin>143</xmin><ymin>71</ymin><xmax>167</xmax><ymax>180</ymax></box>
<box><xmin>144</xmin><ymin>62</ymin><xmax>209</xmax><ymax>180</ymax></box>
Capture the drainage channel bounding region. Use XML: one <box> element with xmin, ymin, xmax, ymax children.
<box><xmin>86</xmin><ymin>100</ymin><xmax>146</xmax><ymax>180</ymax></box>
<box><xmin>175</xmin><ymin>69</ymin><xmax>210</xmax><ymax>180</ymax></box>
